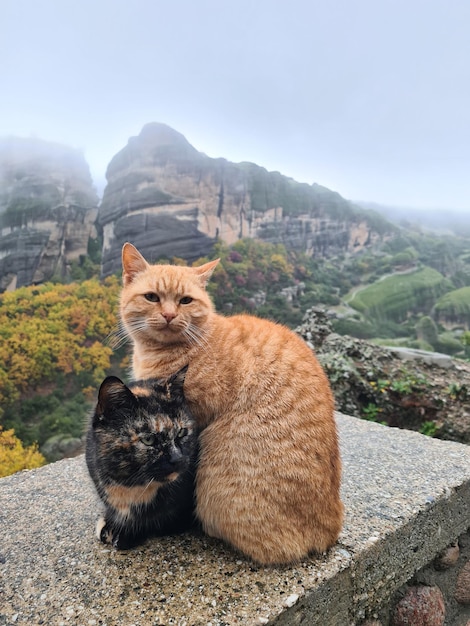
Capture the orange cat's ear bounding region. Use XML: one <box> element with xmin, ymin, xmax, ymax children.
<box><xmin>122</xmin><ymin>243</ymin><xmax>149</xmax><ymax>285</ymax></box>
<box><xmin>192</xmin><ymin>259</ymin><xmax>220</xmax><ymax>286</ymax></box>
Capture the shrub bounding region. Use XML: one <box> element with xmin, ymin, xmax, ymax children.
<box><xmin>0</xmin><ymin>426</ymin><xmax>46</xmax><ymax>478</ymax></box>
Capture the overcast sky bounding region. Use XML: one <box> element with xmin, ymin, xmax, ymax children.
<box><xmin>2</xmin><ymin>0</ymin><xmax>469</xmax><ymax>211</ymax></box>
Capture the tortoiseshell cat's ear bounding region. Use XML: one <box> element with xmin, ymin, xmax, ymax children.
<box><xmin>158</xmin><ymin>365</ymin><xmax>189</xmax><ymax>401</ymax></box>
<box><xmin>122</xmin><ymin>243</ymin><xmax>149</xmax><ymax>286</ymax></box>
<box><xmin>96</xmin><ymin>376</ymin><xmax>137</xmax><ymax>420</ymax></box>
<box><xmin>191</xmin><ymin>259</ymin><xmax>220</xmax><ymax>286</ymax></box>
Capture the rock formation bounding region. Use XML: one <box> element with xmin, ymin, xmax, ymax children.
<box><xmin>296</xmin><ymin>307</ymin><xmax>470</xmax><ymax>444</ymax></box>
<box><xmin>98</xmin><ymin>123</ymin><xmax>394</xmax><ymax>276</ymax></box>
<box><xmin>0</xmin><ymin>125</ymin><xmax>398</xmax><ymax>288</ymax></box>
<box><xmin>0</xmin><ymin>137</ymin><xmax>98</xmax><ymax>290</ymax></box>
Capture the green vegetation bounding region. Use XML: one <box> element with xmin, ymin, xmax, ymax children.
<box><xmin>237</xmin><ymin>163</ymin><xmax>396</xmax><ymax>235</ymax></box>
<box><xmin>0</xmin><ymin>426</ymin><xmax>46</xmax><ymax>478</ymax></box>
<box><xmin>433</xmin><ymin>286</ymin><xmax>470</xmax><ymax>326</ymax></box>
<box><xmin>419</xmin><ymin>421</ymin><xmax>438</xmax><ymax>437</ymax></box>
<box><xmin>447</xmin><ymin>382</ymin><xmax>468</xmax><ymax>400</ymax></box>
<box><xmin>348</xmin><ymin>267</ymin><xmax>452</xmax><ymax>322</ymax></box>
<box><xmin>161</xmin><ymin>238</ymin><xmax>348</xmax><ymax>327</ymax></box>
<box><xmin>415</xmin><ymin>315</ymin><xmax>439</xmax><ymax>346</ymax></box>
<box><xmin>69</xmin><ymin>237</ymin><xmax>102</xmax><ymax>281</ymax></box>
<box><xmin>206</xmin><ymin>239</ymin><xmax>302</xmax><ymax>325</ymax></box>
<box><xmin>2</xmin><ymin>215</ymin><xmax>470</xmax><ymax>472</ymax></box>
<box><xmin>360</xmin><ymin>368</ymin><xmax>437</xmax><ymax>435</ymax></box>
<box><xmin>2</xmin><ymin>198</ymin><xmax>55</xmax><ymax>227</ymax></box>
<box><xmin>0</xmin><ymin>277</ymin><xmax>121</xmax><ymax>457</ymax></box>
<box><xmin>362</xmin><ymin>403</ymin><xmax>383</xmax><ymax>421</ymax></box>
<box><xmin>462</xmin><ymin>332</ymin><xmax>470</xmax><ymax>358</ymax></box>
<box><xmin>0</xmin><ymin>239</ymin><xmax>313</xmax><ymax>465</ymax></box>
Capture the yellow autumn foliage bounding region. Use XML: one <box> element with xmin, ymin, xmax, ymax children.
<box><xmin>0</xmin><ymin>276</ymin><xmax>123</xmax><ymax>450</ymax></box>
<box><xmin>0</xmin><ymin>426</ymin><xmax>46</xmax><ymax>477</ymax></box>
<box><xmin>0</xmin><ymin>276</ymin><xmax>120</xmax><ymax>404</ymax></box>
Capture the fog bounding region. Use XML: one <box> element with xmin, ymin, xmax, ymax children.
<box><xmin>1</xmin><ymin>0</ymin><xmax>469</xmax><ymax>212</ymax></box>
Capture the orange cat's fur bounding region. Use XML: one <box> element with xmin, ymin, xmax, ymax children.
<box><xmin>120</xmin><ymin>242</ymin><xmax>344</xmax><ymax>565</ymax></box>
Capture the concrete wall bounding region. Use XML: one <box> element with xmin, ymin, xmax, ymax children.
<box><xmin>1</xmin><ymin>413</ymin><xmax>470</xmax><ymax>625</ymax></box>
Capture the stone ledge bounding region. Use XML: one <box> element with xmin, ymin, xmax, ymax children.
<box><xmin>1</xmin><ymin>413</ymin><xmax>470</xmax><ymax>625</ymax></box>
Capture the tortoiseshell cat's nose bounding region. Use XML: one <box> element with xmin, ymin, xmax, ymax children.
<box><xmin>169</xmin><ymin>444</ymin><xmax>184</xmax><ymax>464</ymax></box>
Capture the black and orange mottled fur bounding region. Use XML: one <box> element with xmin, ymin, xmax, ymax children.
<box><xmin>85</xmin><ymin>367</ymin><xmax>198</xmax><ymax>549</ymax></box>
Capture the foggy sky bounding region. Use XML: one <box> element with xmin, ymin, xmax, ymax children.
<box><xmin>1</xmin><ymin>0</ymin><xmax>470</xmax><ymax>211</ymax></box>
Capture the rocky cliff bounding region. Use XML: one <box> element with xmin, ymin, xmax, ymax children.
<box><xmin>0</xmin><ymin>137</ymin><xmax>98</xmax><ymax>290</ymax></box>
<box><xmin>98</xmin><ymin>123</ymin><xmax>394</xmax><ymax>276</ymax></box>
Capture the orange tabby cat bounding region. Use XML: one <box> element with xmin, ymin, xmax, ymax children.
<box><xmin>120</xmin><ymin>242</ymin><xmax>343</xmax><ymax>565</ymax></box>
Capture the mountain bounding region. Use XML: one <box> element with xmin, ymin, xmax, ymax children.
<box><xmin>357</xmin><ymin>201</ymin><xmax>470</xmax><ymax>236</ymax></box>
<box><xmin>0</xmin><ymin>125</ymin><xmax>399</xmax><ymax>288</ymax></box>
<box><xmin>98</xmin><ymin>123</ymin><xmax>395</xmax><ymax>276</ymax></box>
<box><xmin>0</xmin><ymin>137</ymin><xmax>98</xmax><ymax>290</ymax></box>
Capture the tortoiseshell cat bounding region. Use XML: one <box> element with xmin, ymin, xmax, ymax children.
<box><xmin>119</xmin><ymin>242</ymin><xmax>344</xmax><ymax>564</ymax></box>
<box><xmin>86</xmin><ymin>367</ymin><xmax>198</xmax><ymax>549</ymax></box>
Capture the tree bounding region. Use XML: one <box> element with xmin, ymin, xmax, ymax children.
<box><xmin>0</xmin><ymin>276</ymin><xmax>121</xmax><ymax>447</ymax></box>
<box><xmin>416</xmin><ymin>316</ymin><xmax>438</xmax><ymax>348</ymax></box>
<box><xmin>462</xmin><ymin>331</ymin><xmax>470</xmax><ymax>359</ymax></box>
<box><xmin>0</xmin><ymin>426</ymin><xmax>46</xmax><ymax>478</ymax></box>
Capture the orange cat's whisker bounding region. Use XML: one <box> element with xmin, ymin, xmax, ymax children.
<box><xmin>126</xmin><ymin>320</ymin><xmax>148</xmax><ymax>335</ymax></box>
<box><xmin>105</xmin><ymin>326</ymin><xmax>129</xmax><ymax>349</ymax></box>
<box><xmin>106</xmin><ymin>321</ymin><xmax>147</xmax><ymax>349</ymax></box>
<box><xmin>188</xmin><ymin>323</ymin><xmax>209</xmax><ymax>343</ymax></box>
<box><xmin>183</xmin><ymin>324</ymin><xmax>209</xmax><ymax>350</ymax></box>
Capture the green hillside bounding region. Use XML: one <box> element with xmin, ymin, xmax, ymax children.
<box><xmin>348</xmin><ymin>267</ymin><xmax>452</xmax><ymax>322</ymax></box>
<box><xmin>433</xmin><ymin>286</ymin><xmax>470</xmax><ymax>326</ymax></box>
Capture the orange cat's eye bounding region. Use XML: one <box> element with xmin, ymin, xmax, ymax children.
<box><xmin>179</xmin><ymin>296</ymin><xmax>193</xmax><ymax>305</ymax></box>
<box><xmin>144</xmin><ymin>293</ymin><xmax>160</xmax><ymax>302</ymax></box>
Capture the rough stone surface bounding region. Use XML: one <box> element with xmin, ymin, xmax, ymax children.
<box><xmin>296</xmin><ymin>307</ymin><xmax>470</xmax><ymax>444</ymax></box>
<box><xmin>1</xmin><ymin>414</ymin><xmax>470</xmax><ymax>625</ymax></box>
<box><xmin>40</xmin><ymin>433</ymin><xmax>85</xmax><ymax>463</ymax></box>
<box><xmin>0</xmin><ymin>137</ymin><xmax>98</xmax><ymax>290</ymax></box>
<box><xmin>456</xmin><ymin>562</ymin><xmax>470</xmax><ymax>605</ymax></box>
<box><xmin>389</xmin><ymin>534</ymin><xmax>470</xmax><ymax>626</ymax></box>
<box><xmin>392</xmin><ymin>585</ymin><xmax>445</xmax><ymax>626</ymax></box>
<box><xmin>434</xmin><ymin>544</ymin><xmax>460</xmax><ymax>570</ymax></box>
<box><xmin>98</xmin><ymin>122</ymin><xmax>393</xmax><ymax>276</ymax></box>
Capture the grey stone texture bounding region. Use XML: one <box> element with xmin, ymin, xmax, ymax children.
<box><xmin>1</xmin><ymin>413</ymin><xmax>470</xmax><ymax>625</ymax></box>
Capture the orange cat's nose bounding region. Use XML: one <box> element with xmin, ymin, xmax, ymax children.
<box><xmin>161</xmin><ymin>311</ymin><xmax>176</xmax><ymax>323</ymax></box>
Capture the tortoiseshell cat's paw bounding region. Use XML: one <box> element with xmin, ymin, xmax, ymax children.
<box><xmin>95</xmin><ymin>515</ymin><xmax>116</xmax><ymax>546</ymax></box>
<box><xmin>95</xmin><ymin>515</ymin><xmax>141</xmax><ymax>550</ymax></box>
